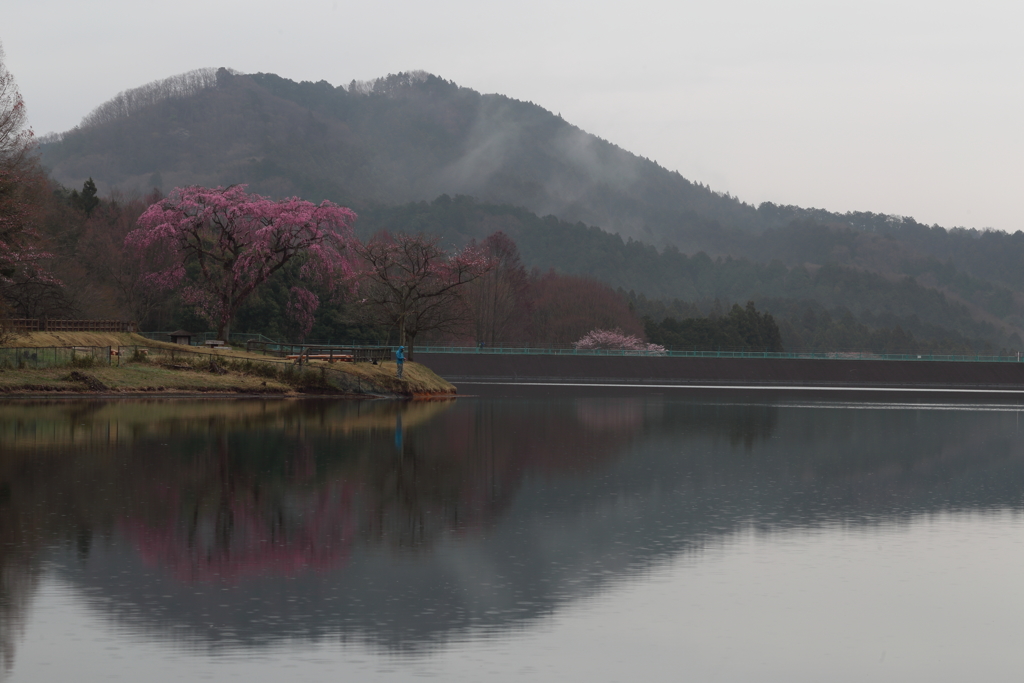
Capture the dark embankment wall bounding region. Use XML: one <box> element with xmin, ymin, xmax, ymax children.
<box><xmin>416</xmin><ymin>353</ymin><xmax>1024</xmax><ymax>390</ymax></box>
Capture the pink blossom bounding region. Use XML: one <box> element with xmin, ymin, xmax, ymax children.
<box><xmin>126</xmin><ymin>185</ymin><xmax>357</xmax><ymax>338</ymax></box>
<box><xmin>287</xmin><ymin>287</ymin><xmax>320</xmax><ymax>339</ymax></box>
<box><xmin>575</xmin><ymin>328</ymin><xmax>665</xmax><ymax>353</ymax></box>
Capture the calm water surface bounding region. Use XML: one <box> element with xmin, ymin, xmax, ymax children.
<box><xmin>2</xmin><ymin>392</ymin><xmax>1024</xmax><ymax>681</ymax></box>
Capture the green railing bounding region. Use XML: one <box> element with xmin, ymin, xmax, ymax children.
<box><xmin>135</xmin><ymin>333</ymin><xmax>1024</xmax><ymax>364</ymax></box>
<box><xmin>411</xmin><ymin>345</ymin><xmax>1024</xmax><ymax>363</ymax></box>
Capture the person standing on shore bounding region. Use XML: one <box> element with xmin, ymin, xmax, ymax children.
<box><xmin>395</xmin><ymin>345</ymin><xmax>405</xmax><ymax>379</ymax></box>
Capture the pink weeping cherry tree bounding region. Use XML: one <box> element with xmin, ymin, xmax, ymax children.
<box><xmin>127</xmin><ymin>185</ymin><xmax>357</xmax><ymax>340</ymax></box>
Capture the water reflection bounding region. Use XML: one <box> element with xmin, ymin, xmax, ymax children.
<box><xmin>1</xmin><ymin>395</ymin><xmax>1024</xmax><ymax>671</ymax></box>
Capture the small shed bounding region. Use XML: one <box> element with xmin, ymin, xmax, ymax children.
<box><xmin>168</xmin><ymin>330</ymin><xmax>194</xmax><ymax>346</ymax></box>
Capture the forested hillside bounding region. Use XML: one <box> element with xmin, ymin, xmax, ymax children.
<box><xmin>27</xmin><ymin>67</ymin><xmax>1024</xmax><ymax>352</ymax></box>
<box><xmin>354</xmin><ymin>196</ymin><xmax>1022</xmax><ymax>351</ymax></box>
<box><xmin>41</xmin><ymin>69</ymin><xmax>1024</xmax><ymax>285</ymax></box>
<box><xmin>40</xmin><ymin>69</ymin><xmax>762</xmax><ymax>245</ymax></box>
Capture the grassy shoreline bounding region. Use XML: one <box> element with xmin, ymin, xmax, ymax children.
<box><xmin>0</xmin><ymin>333</ymin><xmax>455</xmax><ymax>398</ymax></box>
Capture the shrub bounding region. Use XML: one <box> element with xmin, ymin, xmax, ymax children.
<box><xmin>69</xmin><ymin>355</ymin><xmax>96</xmax><ymax>368</ymax></box>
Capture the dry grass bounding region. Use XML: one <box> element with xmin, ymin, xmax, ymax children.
<box><xmin>207</xmin><ymin>355</ymin><xmax>455</xmax><ymax>396</ymax></box>
<box><xmin>0</xmin><ymin>332</ymin><xmax>455</xmax><ymax>397</ymax></box>
<box><xmin>3</xmin><ymin>331</ymin><xmax>148</xmax><ymax>348</ymax></box>
<box><xmin>316</xmin><ymin>360</ymin><xmax>455</xmax><ymax>395</ymax></box>
<box><xmin>0</xmin><ymin>363</ymin><xmax>293</xmax><ymax>394</ymax></box>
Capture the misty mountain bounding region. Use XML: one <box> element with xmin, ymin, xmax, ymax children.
<box><xmin>40</xmin><ymin>68</ymin><xmax>1024</xmax><ymax>288</ymax></box>
<box><xmin>40</xmin><ymin>68</ymin><xmax>764</xmax><ymax>245</ymax></box>
<box><xmin>37</xmin><ymin>68</ymin><xmax>1024</xmax><ymax>349</ymax></box>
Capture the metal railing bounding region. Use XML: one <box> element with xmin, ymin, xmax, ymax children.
<box><xmin>140</xmin><ymin>331</ymin><xmax>224</xmax><ymax>345</ymax></box>
<box><xmin>410</xmin><ymin>345</ymin><xmax>1024</xmax><ymax>363</ymax></box>
<box><xmin>245</xmin><ymin>341</ymin><xmax>392</xmax><ymax>363</ymax></box>
<box><xmin>134</xmin><ymin>332</ymin><xmax>1021</xmax><ymax>364</ymax></box>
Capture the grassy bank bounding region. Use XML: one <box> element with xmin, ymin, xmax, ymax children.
<box><xmin>0</xmin><ymin>333</ymin><xmax>455</xmax><ymax>397</ymax></box>
<box><xmin>0</xmin><ymin>363</ymin><xmax>292</xmax><ymax>394</ymax></box>
<box><xmin>1</xmin><ymin>331</ymin><xmax>148</xmax><ymax>348</ymax></box>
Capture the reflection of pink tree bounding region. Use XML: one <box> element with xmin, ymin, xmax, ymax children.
<box><xmin>112</xmin><ymin>397</ymin><xmax>648</xmax><ymax>582</ymax></box>
<box><xmin>127</xmin><ymin>185</ymin><xmax>357</xmax><ymax>339</ymax></box>
<box><xmin>120</xmin><ymin>439</ymin><xmax>362</xmax><ymax>583</ymax></box>
<box><xmin>122</xmin><ymin>480</ymin><xmax>361</xmax><ymax>583</ymax></box>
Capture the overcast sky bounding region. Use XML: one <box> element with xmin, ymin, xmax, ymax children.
<box><xmin>5</xmin><ymin>0</ymin><xmax>1023</xmax><ymax>232</ymax></box>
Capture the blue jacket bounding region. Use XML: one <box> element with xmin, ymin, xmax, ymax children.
<box><xmin>396</xmin><ymin>347</ymin><xmax>405</xmax><ymax>361</ymax></box>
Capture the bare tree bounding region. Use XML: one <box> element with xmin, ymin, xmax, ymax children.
<box><xmin>464</xmin><ymin>231</ymin><xmax>530</xmax><ymax>345</ymax></box>
<box><xmin>77</xmin><ymin>189</ymin><xmax>170</xmax><ymax>323</ymax></box>
<box><xmin>528</xmin><ymin>271</ymin><xmax>645</xmax><ymax>346</ymax></box>
<box><xmin>354</xmin><ymin>232</ymin><xmax>491</xmax><ymax>358</ymax></box>
<box><xmin>0</xmin><ymin>41</ymin><xmax>63</xmax><ymax>325</ymax></box>
<box><xmin>79</xmin><ymin>68</ymin><xmax>225</xmax><ymax>129</ymax></box>
<box><xmin>0</xmin><ymin>42</ymin><xmax>30</xmax><ymax>166</ymax></box>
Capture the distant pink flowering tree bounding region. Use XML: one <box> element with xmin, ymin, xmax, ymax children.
<box><xmin>354</xmin><ymin>232</ymin><xmax>492</xmax><ymax>358</ymax></box>
<box><xmin>575</xmin><ymin>328</ymin><xmax>665</xmax><ymax>353</ymax></box>
<box><xmin>127</xmin><ymin>185</ymin><xmax>357</xmax><ymax>339</ymax></box>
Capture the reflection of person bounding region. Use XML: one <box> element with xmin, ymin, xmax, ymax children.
<box><xmin>396</xmin><ymin>345</ymin><xmax>405</xmax><ymax>379</ymax></box>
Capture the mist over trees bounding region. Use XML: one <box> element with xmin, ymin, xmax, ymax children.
<box><xmin>3</xmin><ymin>63</ymin><xmax>1023</xmax><ymax>353</ymax></box>
<box><xmin>39</xmin><ymin>69</ymin><xmax>763</xmax><ymax>243</ymax></box>
<box><xmin>354</xmin><ymin>196</ymin><xmax>1020</xmax><ymax>352</ymax></box>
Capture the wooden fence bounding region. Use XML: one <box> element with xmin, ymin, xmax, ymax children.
<box><xmin>245</xmin><ymin>341</ymin><xmax>392</xmax><ymax>363</ymax></box>
<box><xmin>1</xmin><ymin>319</ymin><xmax>137</xmax><ymax>333</ymax></box>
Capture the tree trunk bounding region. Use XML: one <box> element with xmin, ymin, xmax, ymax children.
<box><xmin>216</xmin><ymin>317</ymin><xmax>230</xmax><ymax>344</ymax></box>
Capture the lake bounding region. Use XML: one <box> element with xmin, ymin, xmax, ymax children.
<box><xmin>2</xmin><ymin>391</ymin><xmax>1024</xmax><ymax>681</ymax></box>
